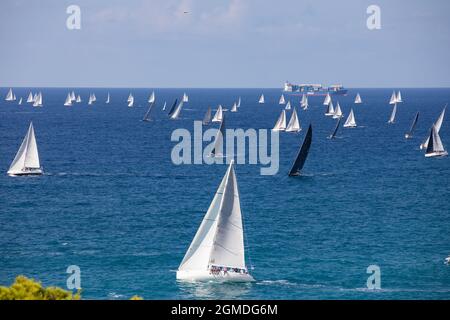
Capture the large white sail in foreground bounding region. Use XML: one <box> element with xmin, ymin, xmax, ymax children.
<box><xmin>285</xmin><ymin>108</ymin><xmax>301</xmax><ymax>132</ymax></box>
<box><xmin>420</xmin><ymin>105</ymin><xmax>446</xmax><ymax>149</ymax></box>
<box><xmin>212</xmin><ymin>105</ymin><xmax>223</xmax><ymax>122</ymax></box>
<box><xmin>272</xmin><ymin>110</ymin><xmax>287</xmax><ymax>131</ymax></box>
<box><xmin>7</xmin><ymin>122</ymin><xmax>43</xmax><ymax>176</ymax></box>
<box><xmin>343</xmin><ymin>108</ymin><xmax>357</xmax><ymax>127</ymax></box>
<box><xmin>177</xmin><ymin>161</ymin><xmax>254</xmax><ymax>282</ymax></box>
<box><xmin>425</xmin><ymin>125</ymin><xmax>448</xmax><ymax>157</ymax></box>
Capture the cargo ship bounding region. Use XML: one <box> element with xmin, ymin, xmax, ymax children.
<box><xmin>283</xmin><ymin>81</ymin><xmax>348</xmax><ymax>96</ymax></box>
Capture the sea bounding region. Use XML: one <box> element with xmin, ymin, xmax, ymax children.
<box><xmin>0</xmin><ymin>88</ymin><xmax>449</xmax><ymax>299</ymax></box>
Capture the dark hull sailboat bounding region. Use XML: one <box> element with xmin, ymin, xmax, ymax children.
<box><xmin>211</xmin><ymin>115</ymin><xmax>225</xmax><ymax>157</ymax></box>
<box><xmin>142</xmin><ymin>102</ymin><xmax>155</xmax><ymax>122</ymax></box>
<box><xmin>288</xmin><ymin>124</ymin><xmax>312</xmax><ymax>176</ymax></box>
<box><xmin>405</xmin><ymin>112</ymin><xmax>419</xmax><ymax>139</ymax></box>
<box><xmin>329</xmin><ymin>118</ymin><xmax>341</xmax><ymax>139</ymax></box>
<box><xmin>167</xmin><ymin>98</ymin><xmax>178</xmax><ymax>118</ymax></box>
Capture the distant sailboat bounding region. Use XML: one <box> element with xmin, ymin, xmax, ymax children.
<box><xmin>76</xmin><ymin>95</ymin><xmax>82</xmax><ymax>103</ymax></box>
<box><xmin>343</xmin><ymin>108</ymin><xmax>357</xmax><ymax>128</ymax></box>
<box><xmin>420</xmin><ymin>105</ymin><xmax>446</xmax><ymax>149</ymax></box>
<box><xmin>170</xmin><ymin>100</ymin><xmax>184</xmax><ymax>119</ymax></box>
<box><xmin>203</xmin><ymin>107</ymin><xmax>212</xmax><ymax>125</ymax></box>
<box><xmin>333</xmin><ymin>102</ymin><xmax>343</xmax><ymax>119</ymax></box>
<box><xmin>27</xmin><ymin>92</ymin><xmax>34</xmax><ymax>103</ymax></box>
<box><xmin>127</xmin><ymin>93</ymin><xmax>134</xmax><ymax>107</ymax></box>
<box><xmin>272</xmin><ymin>110</ymin><xmax>287</xmax><ymax>131</ymax></box>
<box><xmin>162</xmin><ymin>101</ymin><xmax>167</xmax><ymax>111</ymax></box>
<box><xmin>425</xmin><ymin>125</ymin><xmax>448</xmax><ymax>157</ymax></box>
<box><xmin>88</xmin><ymin>93</ymin><xmax>95</xmax><ymax>105</ymax></box>
<box><xmin>236</xmin><ymin>97</ymin><xmax>241</xmax><ymax>108</ymax></box>
<box><xmin>148</xmin><ymin>91</ymin><xmax>155</xmax><ymax>104</ymax></box>
<box><xmin>258</xmin><ymin>94</ymin><xmax>264</xmax><ymax>104</ymax></box>
<box><xmin>389</xmin><ymin>91</ymin><xmax>397</xmax><ymax>105</ymax></box>
<box><xmin>285</xmin><ymin>101</ymin><xmax>291</xmax><ymax>110</ymax></box>
<box><xmin>182</xmin><ymin>93</ymin><xmax>189</xmax><ymax>102</ymax></box>
<box><xmin>142</xmin><ymin>102</ymin><xmax>154</xmax><ymax>121</ymax></box>
<box><xmin>33</xmin><ymin>92</ymin><xmax>43</xmax><ymax>107</ymax></box>
<box><xmin>396</xmin><ymin>91</ymin><xmax>402</xmax><ymax>103</ymax></box>
<box><xmin>288</xmin><ymin>125</ymin><xmax>312</xmax><ymax>176</ymax></box>
<box><xmin>211</xmin><ymin>116</ymin><xmax>225</xmax><ymax>157</ymax></box>
<box><xmin>212</xmin><ymin>105</ymin><xmax>223</xmax><ymax>123</ymax></box>
<box><xmin>18</xmin><ymin>98</ymin><xmax>22</xmax><ymax>105</ymax></box>
<box><xmin>7</xmin><ymin>122</ymin><xmax>43</xmax><ymax>176</ymax></box>
<box><xmin>405</xmin><ymin>112</ymin><xmax>419</xmax><ymax>139</ymax></box>
<box><xmin>279</xmin><ymin>94</ymin><xmax>286</xmax><ymax>105</ymax></box>
<box><xmin>325</xmin><ymin>101</ymin><xmax>335</xmax><ymax>116</ymax></box>
<box><xmin>167</xmin><ymin>99</ymin><xmax>178</xmax><ymax>116</ymax></box>
<box><xmin>176</xmin><ymin>160</ymin><xmax>254</xmax><ymax>282</ymax></box>
<box><xmin>92</xmin><ymin>93</ymin><xmax>97</xmax><ymax>102</ymax></box>
<box><xmin>323</xmin><ymin>93</ymin><xmax>331</xmax><ymax>106</ymax></box>
<box><xmin>231</xmin><ymin>102</ymin><xmax>237</xmax><ymax>112</ymax></box>
<box><xmin>354</xmin><ymin>93</ymin><xmax>362</xmax><ymax>104</ymax></box>
<box><xmin>388</xmin><ymin>104</ymin><xmax>397</xmax><ymax>124</ymax></box>
<box><xmin>70</xmin><ymin>91</ymin><xmax>76</xmax><ymax>102</ymax></box>
<box><xmin>105</xmin><ymin>93</ymin><xmax>110</xmax><ymax>104</ymax></box>
<box><xmin>285</xmin><ymin>108</ymin><xmax>301</xmax><ymax>132</ymax></box>
<box><xmin>5</xmin><ymin>88</ymin><xmax>15</xmax><ymax>101</ymax></box>
<box><xmin>301</xmin><ymin>95</ymin><xmax>308</xmax><ymax>110</ymax></box>
<box><xmin>64</xmin><ymin>93</ymin><xmax>73</xmax><ymax>106</ymax></box>
<box><xmin>329</xmin><ymin>117</ymin><xmax>342</xmax><ymax>139</ymax></box>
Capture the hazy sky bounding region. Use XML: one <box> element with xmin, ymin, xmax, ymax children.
<box><xmin>1</xmin><ymin>0</ymin><xmax>449</xmax><ymax>88</ymax></box>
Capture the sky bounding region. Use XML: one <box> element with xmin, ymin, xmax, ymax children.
<box><xmin>1</xmin><ymin>0</ymin><xmax>449</xmax><ymax>88</ymax></box>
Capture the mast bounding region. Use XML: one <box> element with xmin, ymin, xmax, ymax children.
<box><xmin>329</xmin><ymin>117</ymin><xmax>342</xmax><ymax>139</ymax></box>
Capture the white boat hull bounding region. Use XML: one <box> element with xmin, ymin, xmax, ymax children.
<box><xmin>8</xmin><ymin>168</ymin><xmax>43</xmax><ymax>176</ymax></box>
<box><xmin>343</xmin><ymin>124</ymin><xmax>357</xmax><ymax>128</ymax></box>
<box><xmin>176</xmin><ymin>270</ymin><xmax>254</xmax><ymax>283</ymax></box>
<box><xmin>425</xmin><ymin>151</ymin><xmax>448</xmax><ymax>158</ymax></box>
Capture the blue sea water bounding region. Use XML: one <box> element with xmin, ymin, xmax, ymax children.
<box><xmin>0</xmin><ymin>87</ymin><xmax>449</xmax><ymax>300</ymax></box>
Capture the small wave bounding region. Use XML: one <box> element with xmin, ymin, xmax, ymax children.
<box><xmin>108</xmin><ymin>292</ymin><xmax>125</xmax><ymax>299</ymax></box>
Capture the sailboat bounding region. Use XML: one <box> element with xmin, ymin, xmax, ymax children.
<box><xmin>64</xmin><ymin>93</ymin><xmax>73</xmax><ymax>106</ymax></box>
<box><xmin>212</xmin><ymin>105</ymin><xmax>223</xmax><ymax>123</ymax></box>
<box><xmin>323</xmin><ymin>93</ymin><xmax>331</xmax><ymax>106</ymax></box>
<box><xmin>285</xmin><ymin>101</ymin><xmax>291</xmax><ymax>110</ymax></box>
<box><xmin>148</xmin><ymin>91</ymin><xmax>155</xmax><ymax>104</ymax></box>
<box><xmin>176</xmin><ymin>160</ymin><xmax>254</xmax><ymax>282</ymax></box>
<box><xmin>285</xmin><ymin>108</ymin><xmax>301</xmax><ymax>132</ymax></box>
<box><xmin>420</xmin><ymin>105</ymin><xmax>446</xmax><ymax>149</ymax></box>
<box><xmin>7</xmin><ymin>122</ymin><xmax>43</xmax><ymax>176</ymax></box>
<box><xmin>203</xmin><ymin>107</ymin><xmax>212</xmax><ymax>125</ymax></box>
<box><xmin>387</xmin><ymin>104</ymin><xmax>397</xmax><ymax>124</ymax></box>
<box><xmin>105</xmin><ymin>93</ymin><xmax>110</xmax><ymax>104</ymax></box>
<box><xmin>288</xmin><ymin>125</ymin><xmax>312</xmax><ymax>176</ymax></box>
<box><xmin>70</xmin><ymin>91</ymin><xmax>76</xmax><ymax>102</ymax></box>
<box><xmin>389</xmin><ymin>91</ymin><xmax>397</xmax><ymax>105</ymax></box>
<box><xmin>5</xmin><ymin>88</ymin><xmax>15</xmax><ymax>101</ymax></box>
<box><xmin>231</xmin><ymin>102</ymin><xmax>237</xmax><ymax>112</ymax></box>
<box><xmin>301</xmin><ymin>95</ymin><xmax>308</xmax><ymax>110</ymax></box>
<box><xmin>236</xmin><ymin>97</ymin><xmax>241</xmax><ymax>108</ymax></box>
<box><xmin>162</xmin><ymin>101</ymin><xmax>167</xmax><ymax>111</ymax></box>
<box><xmin>325</xmin><ymin>101</ymin><xmax>335</xmax><ymax>116</ymax></box>
<box><xmin>33</xmin><ymin>92</ymin><xmax>43</xmax><ymax>107</ymax></box>
<box><xmin>258</xmin><ymin>94</ymin><xmax>264</xmax><ymax>104</ymax></box>
<box><xmin>329</xmin><ymin>118</ymin><xmax>342</xmax><ymax>139</ymax></box>
<box><xmin>425</xmin><ymin>125</ymin><xmax>448</xmax><ymax>157</ymax></box>
<box><xmin>170</xmin><ymin>100</ymin><xmax>184</xmax><ymax>119</ymax></box>
<box><xmin>88</xmin><ymin>93</ymin><xmax>95</xmax><ymax>105</ymax></box>
<box><xmin>279</xmin><ymin>94</ymin><xmax>286</xmax><ymax>105</ymax></box>
<box><xmin>405</xmin><ymin>112</ymin><xmax>419</xmax><ymax>139</ymax></box>
<box><xmin>354</xmin><ymin>93</ymin><xmax>362</xmax><ymax>104</ymax></box>
<box><xmin>142</xmin><ymin>102</ymin><xmax>155</xmax><ymax>122</ymax></box>
<box><xmin>167</xmin><ymin>99</ymin><xmax>178</xmax><ymax>116</ymax></box>
<box><xmin>92</xmin><ymin>93</ymin><xmax>97</xmax><ymax>102</ymax></box>
<box><xmin>18</xmin><ymin>98</ymin><xmax>22</xmax><ymax>105</ymax></box>
<box><xmin>396</xmin><ymin>91</ymin><xmax>402</xmax><ymax>103</ymax></box>
<box><xmin>27</xmin><ymin>92</ymin><xmax>34</xmax><ymax>103</ymax></box>
<box><xmin>182</xmin><ymin>93</ymin><xmax>189</xmax><ymax>103</ymax></box>
<box><xmin>272</xmin><ymin>110</ymin><xmax>287</xmax><ymax>131</ymax></box>
<box><xmin>76</xmin><ymin>95</ymin><xmax>82</xmax><ymax>103</ymax></box>
<box><xmin>127</xmin><ymin>93</ymin><xmax>134</xmax><ymax>107</ymax></box>
<box><xmin>211</xmin><ymin>116</ymin><xmax>225</xmax><ymax>157</ymax></box>
<box><xmin>333</xmin><ymin>102</ymin><xmax>343</xmax><ymax>119</ymax></box>
<box><xmin>343</xmin><ymin>108</ymin><xmax>357</xmax><ymax>128</ymax></box>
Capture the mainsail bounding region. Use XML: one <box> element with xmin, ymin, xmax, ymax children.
<box><xmin>231</xmin><ymin>102</ymin><xmax>237</xmax><ymax>112</ymax></box>
<box><xmin>127</xmin><ymin>93</ymin><xmax>134</xmax><ymax>107</ymax></box>
<box><xmin>170</xmin><ymin>100</ymin><xmax>184</xmax><ymax>119</ymax></box>
<box><xmin>420</xmin><ymin>105</ymin><xmax>446</xmax><ymax>149</ymax></box>
<box><xmin>333</xmin><ymin>102</ymin><xmax>343</xmax><ymax>118</ymax></box>
<box><xmin>211</xmin><ymin>116</ymin><xmax>225</xmax><ymax>157</ymax></box>
<box><xmin>354</xmin><ymin>93</ymin><xmax>362</xmax><ymax>104</ymax></box>
<box><xmin>388</xmin><ymin>103</ymin><xmax>397</xmax><ymax>124</ymax></box>
<box><xmin>389</xmin><ymin>91</ymin><xmax>397</xmax><ymax>105</ymax></box>
<box><xmin>301</xmin><ymin>95</ymin><xmax>308</xmax><ymax>110</ymax></box>
<box><xmin>272</xmin><ymin>110</ymin><xmax>287</xmax><ymax>131</ymax></box>
<box><xmin>343</xmin><ymin>108</ymin><xmax>357</xmax><ymax>127</ymax></box>
<box><xmin>279</xmin><ymin>94</ymin><xmax>286</xmax><ymax>104</ymax></box>
<box><xmin>396</xmin><ymin>91</ymin><xmax>402</xmax><ymax>103</ymax></box>
<box><xmin>64</xmin><ymin>93</ymin><xmax>72</xmax><ymax>106</ymax></box>
<box><xmin>106</xmin><ymin>93</ymin><xmax>110</xmax><ymax>104</ymax></box>
<box><xmin>7</xmin><ymin>122</ymin><xmax>42</xmax><ymax>175</ymax></box>
<box><xmin>425</xmin><ymin>125</ymin><xmax>447</xmax><ymax>157</ymax></box>
<box><xmin>285</xmin><ymin>101</ymin><xmax>291</xmax><ymax>110</ymax></box>
<box><xmin>27</xmin><ymin>92</ymin><xmax>34</xmax><ymax>103</ymax></box>
<box><xmin>288</xmin><ymin>124</ymin><xmax>312</xmax><ymax>176</ymax></box>
<box><xmin>182</xmin><ymin>93</ymin><xmax>189</xmax><ymax>102</ymax></box>
<box><xmin>212</xmin><ymin>105</ymin><xmax>223</xmax><ymax>123</ymax></box>
<box><xmin>329</xmin><ymin>117</ymin><xmax>342</xmax><ymax>139</ymax></box>
<box><xmin>325</xmin><ymin>101</ymin><xmax>335</xmax><ymax>116</ymax></box>
<box><xmin>323</xmin><ymin>93</ymin><xmax>331</xmax><ymax>106</ymax></box>
<box><xmin>167</xmin><ymin>99</ymin><xmax>178</xmax><ymax>116</ymax></box>
<box><xmin>258</xmin><ymin>94</ymin><xmax>264</xmax><ymax>104</ymax></box>
<box><xmin>237</xmin><ymin>97</ymin><xmax>241</xmax><ymax>108</ymax></box>
<box><xmin>405</xmin><ymin>112</ymin><xmax>419</xmax><ymax>139</ymax></box>
<box><xmin>148</xmin><ymin>91</ymin><xmax>155</xmax><ymax>103</ymax></box>
<box><xmin>5</xmin><ymin>88</ymin><xmax>15</xmax><ymax>101</ymax></box>
<box><xmin>285</xmin><ymin>108</ymin><xmax>301</xmax><ymax>132</ymax></box>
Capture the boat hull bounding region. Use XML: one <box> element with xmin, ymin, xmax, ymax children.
<box><xmin>425</xmin><ymin>151</ymin><xmax>448</xmax><ymax>158</ymax></box>
<box><xmin>176</xmin><ymin>270</ymin><xmax>254</xmax><ymax>283</ymax></box>
<box><xmin>7</xmin><ymin>168</ymin><xmax>43</xmax><ymax>176</ymax></box>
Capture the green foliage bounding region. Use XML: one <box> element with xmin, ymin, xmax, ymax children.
<box><xmin>0</xmin><ymin>276</ymin><xmax>81</xmax><ymax>300</ymax></box>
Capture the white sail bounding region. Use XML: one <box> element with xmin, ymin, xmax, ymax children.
<box><xmin>13</xmin><ymin>94</ymin><xmax>16</xmax><ymax>100</ymax></box>
<box><xmin>127</xmin><ymin>94</ymin><xmax>134</xmax><ymax>107</ymax></box>
<box><xmin>64</xmin><ymin>93</ymin><xmax>72</xmax><ymax>106</ymax></box>
<box><xmin>183</xmin><ymin>93</ymin><xmax>189</xmax><ymax>102</ymax></box>
<box><xmin>177</xmin><ymin>161</ymin><xmax>253</xmax><ymax>282</ymax></box>
<box><xmin>127</xmin><ymin>93</ymin><xmax>133</xmax><ymax>103</ymax></box>
<box><xmin>7</xmin><ymin>122</ymin><xmax>42</xmax><ymax>176</ymax></box>
<box><xmin>301</xmin><ymin>95</ymin><xmax>308</xmax><ymax>110</ymax></box>
<box><xmin>88</xmin><ymin>93</ymin><xmax>94</xmax><ymax>105</ymax></box>
<box><xmin>388</xmin><ymin>103</ymin><xmax>397</xmax><ymax>124</ymax></box>
<box><xmin>27</xmin><ymin>92</ymin><xmax>34</xmax><ymax>103</ymax></box>
<box><xmin>396</xmin><ymin>91</ymin><xmax>402</xmax><ymax>103</ymax></box>
<box><xmin>343</xmin><ymin>108</ymin><xmax>357</xmax><ymax>127</ymax></box>
<box><xmin>389</xmin><ymin>91</ymin><xmax>397</xmax><ymax>105</ymax></box>
<box><xmin>18</xmin><ymin>98</ymin><xmax>22</xmax><ymax>105</ymax></box>
<box><xmin>70</xmin><ymin>91</ymin><xmax>76</xmax><ymax>101</ymax></box>
<box><xmin>237</xmin><ymin>97</ymin><xmax>241</xmax><ymax>108</ymax></box>
<box><xmin>285</xmin><ymin>108</ymin><xmax>301</xmax><ymax>132</ymax></box>
<box><xmin>333</xmin><ymin>102</ymin><xmax>343</xmax><ymax>118</ymax></box>
<box><xmin>323</xmin><ymin>93</ymin><xmax>331</xmax><ymax>106</ymax></box>
<box><xmin>272</xmin><ymin>110</ymin><xmax>287</xmax><ymax>131</ymax></box>
<box><xmin>212</xmin><ymin>105</ymin><xmax>223</xmax><ymax>122</ymax></box>
<box><xmin>162</xmin><ymin>101</ymin><xmax>167</xmax><ymax>111</ymax></box>
<box><xmin>279</xmin><ymin>94</ymin><xmax>286</xmax><ymax>105</ymax></box>
<box><xmin>258</xmin><ymin>94</ymin><xmax>264</xmax><ymax>104</ymax></box>
<box><xmin>325</xmin><ymin>100</ymin><xmax>335</xmax><ymax>116</ymax></box>
<box><xmin>285</xmin><ymin>101</ymin><xmax>291</xmax><ymax>110</ymax></box>
<box><xmin>76</xmin><ymin>95</ymin><xmax>81</xmax><ymax>103</ymax></box>
<box><xmin>170</xmin><ymin>100</ymin><xmax>184</xmax><ymax>119</ymax></box>
<box><xmin>148</xmin><ymin>91</ymin><xmax>155</xmax><ymax>103</ymax></box>
<box><xmin>425</xmin><ymin>125</ymin><xmax>447</xmax><ymax>157</ymax></box>
<box><xmin>231</xmin><ymin>102</ymin><xmax>237</xmax><ymax>112</ymax></box>
<box><xmin>420</xmin><ymin>106</ymin><xmax>446</xmax><ymax>149</ymax></box>
<box><xmin>354</xmin><ymin>93</ymin><xmax>362</xmax><ymax>104</ymax></box>
<box><xmin>33</xmin><ymin>92</ymin><xmax>43</xmax><ymax>107</ymax></box>
<box><xmin>92</xmin><ymin>93</ymin><xmax>97</xmax><ymax>102</ymax></box>
<box><xmin>5</xmin><ymin>88</ymin><xmax>14</xmax><ymax>101</ymax></box>
<box><xmin>105</xmin><ymin>93</ymin><xmax>110</xmax><ymax>104</ymax></box>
